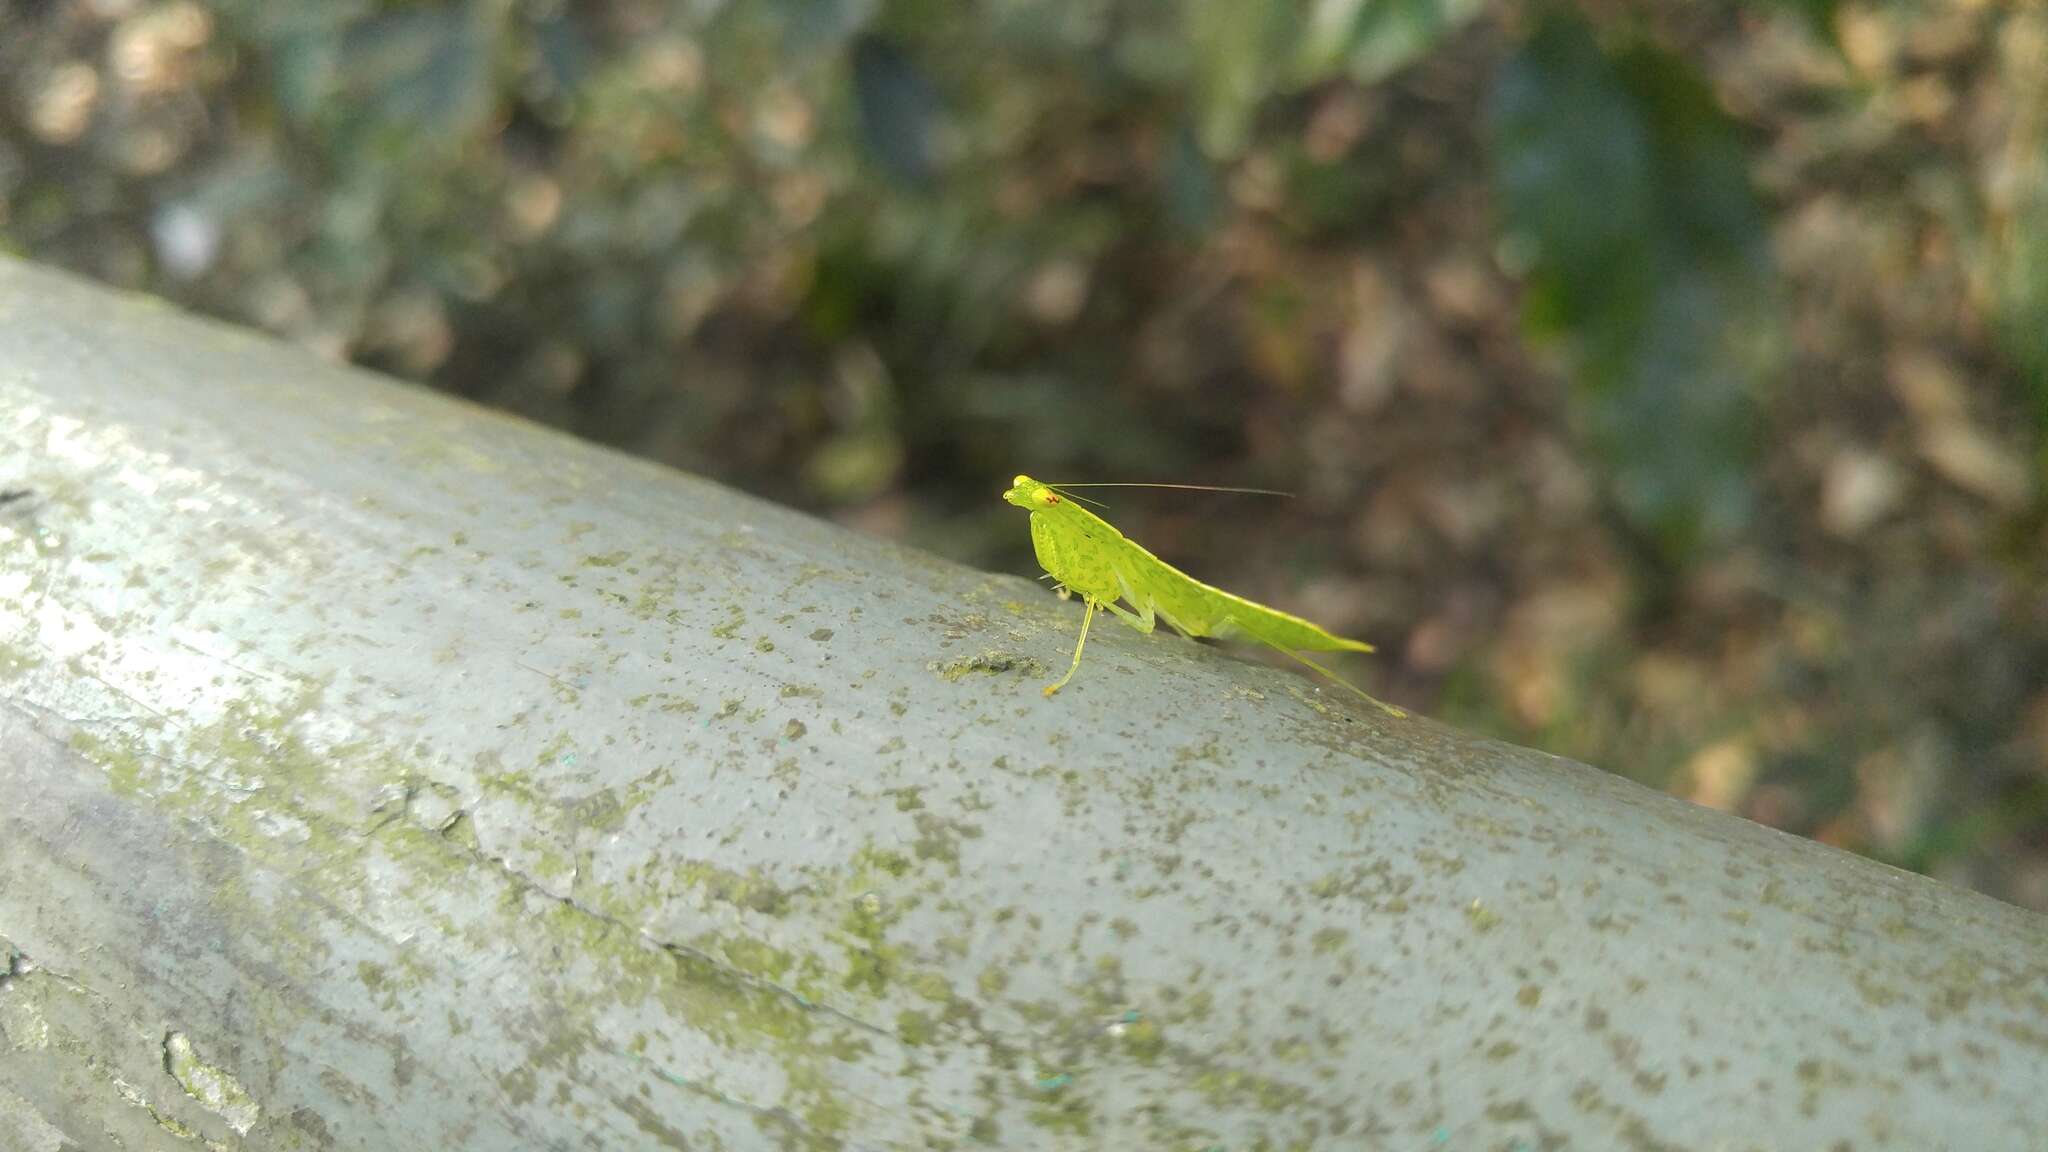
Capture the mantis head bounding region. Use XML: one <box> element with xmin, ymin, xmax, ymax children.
<box><xmin>1002</xmin><ymin>475</ymin><xmax>1063</xmax><ymax>510</ymax></box>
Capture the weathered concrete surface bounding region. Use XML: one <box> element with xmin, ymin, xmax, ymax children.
<box><xmin>0</xmin><ymin>254</ymin><xmax>2043</xmax><ymax>1151</ymax></box>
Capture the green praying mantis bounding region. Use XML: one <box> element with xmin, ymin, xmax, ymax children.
<box><xmin>1002</xmin><ymin>475</ymin><xmax>1405</xmax><ymax>717</ymax></box>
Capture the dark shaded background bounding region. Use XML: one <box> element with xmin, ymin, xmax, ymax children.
<box><xmin>4</xmin><ymin>0</ymin><xmax>2045</xmax><ymax>907</ymax></box>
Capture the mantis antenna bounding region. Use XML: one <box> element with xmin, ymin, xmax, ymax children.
<box><xmin>1043</xmin><ymin>482</ymin><xmax>1294</xmax><ymax>498</ymax></box>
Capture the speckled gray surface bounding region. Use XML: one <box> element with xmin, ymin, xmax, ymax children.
<box><xmin>1</xmin><ymin>257</ymin><xmax>2044</xmax><ymax>1151</ymax></box>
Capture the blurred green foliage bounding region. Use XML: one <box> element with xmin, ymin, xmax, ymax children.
<box><xmin>1493</xmin><ymin>11</ymin><xmax>1773</xmax><ymax>561</ymax></box>
<box><xmin>2</xmin><ymin>0</ymin><xmax>2045</xmax><ymax>908</ymax></box>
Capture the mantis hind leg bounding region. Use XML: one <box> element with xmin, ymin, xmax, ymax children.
<box><xmin>1124</xmin><ymin>596</ymin><xmax>1202</xmax><ymax>640</ymax></box>
<box><xmin>1275</xmin><ymin>647</ymin><xmax>1406</xmax><ymax>718</ymax></box>
<box><xmin>1155</xmin><ymin>607</ymin><xmax>1201</xmax><ymax>641</ymax></box>
<box><xmin>1102</xmin><ymin>597</ymin><xmax>1155</xmax><ymax>635</ymax></box>
<box><xmin>1044</xmin><ymin>597</ymin><xmax>1099</xmax><ymax>696</ymax></box>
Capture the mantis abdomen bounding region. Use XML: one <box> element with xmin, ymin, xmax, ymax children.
<box><xmin>1115</xmin><ymin>547</ymin><xmax>1374</xmax><ymax>654</ymax></box>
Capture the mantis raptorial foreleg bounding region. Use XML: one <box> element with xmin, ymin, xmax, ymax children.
<box><xmin>1043</xmin><ymin>597</ymin><xmax>1099</xmax><ymax>696</ymax></box>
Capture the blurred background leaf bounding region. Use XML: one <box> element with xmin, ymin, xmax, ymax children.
<box><xmin>1299</xmin><ymin>0</ymin><xmax>1489</xmax><ymax>86</ymax></box>
<box><xmin>1493</xmin><ymin>10</ymin><xmax>1774</xmax><ymax>563</ymax></box>
<box><xmin>851</xmin><ymin>34</ymin><xmax>943</xmax><ymax>188</ymax></box>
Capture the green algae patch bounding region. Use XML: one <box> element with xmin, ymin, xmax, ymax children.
<box><xmin>691</xmin><ymin>931</ymin><xmax>839</xmax><ymax>1010</ymax></box>
<box><xmin>0</xmin><ymin>640</ymin><xmax>42</xmax><ymax>680</ymax></box>
<box><xmin>840</xmin><ymin>937</ymin><xmax>903</xmax><ymax>997</ymax></box>
<box><xmin>896</xmin><ymin>1009</ymin><xmax>935</xmax><ymax>1047</ymax></box>
<box><xmin>1117</xmin><ymin>1016</ymin><xmax>1166</xmax><ymax>1064</ymax></box>
<box><xmin>675</xmin><ymin>860</ymin><xmax>792</xmax><ymax>916</ymax></box>
<box><xmin>69</xmin><ymin>731</ymin><xmax>147</xmax><ymax>795</ymax></box>
<box><xmin>1465</xmin><ymin>898</ymin><xmax>1502</xmax><ymax>933</ymax></box>
<box><xmin>705</xmin><ymin>934</ymin><xmax>800</xmax><ymax>985</ymax></box>
<box><xmin>838</xmin><ymin>882</ymin><xmax>908</xmax><ymax>996</ymax></box>
<box><xmin>1191</xmin><ymin>1066</ymin><xmax>1311</xmax><ymax>1115</ymax></box>
<box><xmin>911</xmin><ymin>812</ymin><xmax>982</xmax><ymax>868</ymax></box>
<box><xmin>853</xmin><ymin>847</ymin><xmax>915</xmax><ymax>880</ymax></box>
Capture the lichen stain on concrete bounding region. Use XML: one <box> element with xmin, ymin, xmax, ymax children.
<box><xmin>928</xmin><ymin>650</ymin><xmax>1048</xmax><ymax>682</ymax></box>
<box><xmin>163</xmin><ymin>1030</ymin><xmax>261</xmax><ymax>1134</ymax></box>
<box><xmin>53</xmin><ymin>679</ymin><xmax>894</xmax><ymax>1138</ymax></box>
<box><xmin>50</xmin><ymin>696</ymin><xmax>1356</xmax><ymax>1149</ymax></box>
<box><xmin>0</xmin><ymin>988</ymin><xmax>51</xmax><ymax>1051</ymax></box>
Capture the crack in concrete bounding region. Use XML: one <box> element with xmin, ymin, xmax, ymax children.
<box><xmin>0</xmin><ymin>941</ymin><xmax>106</xmax><ymax>1009</ymax></box>
<box><xmin>466</xmin><ymin>835</ymin><xmax>897</xmax><ymax>1043</ymax></box>
<box><xmin>626</xmin><ymin>1060</ymin><xmax>818</xmax><ymax>1140</ymax></box>
<box><xmin>111</xmin><ymin>1074</ymin><xmax>205</xmax><ymax>1144</ymax></box>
